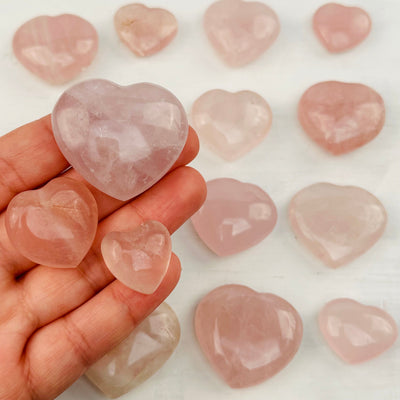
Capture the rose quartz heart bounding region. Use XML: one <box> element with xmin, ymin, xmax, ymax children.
<box><xmin>13</xmin><ymin>14</ymin><xmax>98</xmax><ymax>84</ymax></box>
<box><xmin>114</xmin><ymin>4</ymin><xmax>178</xmax><ymax>57</ymax></box>
<box><xmin>195</xmin><ymin>284</ymin><xmax>303</xmax><ymax>388</ymax></box>
<box><xmin>5</xmin><ymin>177</ymin><xmax>98</xmax><ymax>268</ymax></box>
<box><xmin>313</xmin><ymin>3</ymin><xmax>371</xmax><ymax>53</ymax></box>
<box><xmin>298</xmin><ymin>81</ymin><xmax>385</xmax><ymax>155</ymax></box>
<box><xmin>52</xmin><ymin>79</ymin><xmax>188</xmax><ymax>201</ymax></box>
<box><xmin>191</xmin><ymin>89</ymin><xmax>272</xmax><ymax>161</ymax></box>
<box><xmin>319</xmin><ymin>299</ymin><xmax>398</xmax><ymax>364</ymax></box>
<box><xmin>289</xmin><ymin>183</ymin><xmax>387</xmax><ymax>268</ymax></box>
<box><xmin>204</xmin><ymin>0</ymin><xmax>280</xmax><ymax>66</ymax></box>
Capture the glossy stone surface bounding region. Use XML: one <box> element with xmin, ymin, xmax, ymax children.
<box><xmin>195</xmin><ymin>284</ymin><xmax>303</xmax><ymax>388</ymax></box>
<box><xmin>191</xmin><ymin>89</ymin><xmax>272</xmax><ymax>161</ymax></box>
<box><xmin>115</xmin><ymin>4</ymin><xmax>178</xmax><ymax>57</ymax></box>
<box><xmin>191</xmin><ymin>178</ymin><xmax>277</xmax><ymax>256</ymax></box>
<box><xmin>298</xmin><ymin>81</ymin><xmax>385</xmax><ymax>155</ymax></box>
<box><xmin>86</xmin><ymin>303</ymin><xmax>180</xmax><ymax>398</ymax></box>
<box><xmin>204</xmin><ymin>0</ymin><xmax>280</xmax><ymax>66</ymax></box>
<box><xmin>13</xmin><ymin>14</ymin><xmax>98</xmax><ymax>84</ymax></box>
<box><xmin>319</xmin><ymin>299</ymin><xmax>398</xmax><ymax>364</ymax></box>
<box><xmin>5</xmin><ymin>177</ymin><xmax>98</xmax><ymax>268</ymax></box>
<box><xmin>289</xmin><ymin>183</ymin><xmax>387</xmax><ymax>268</ymax></box>
<box><xmin>52</xmin><ymin>79</ymin><xmax>188</xmax><ymax>201</ymax></box>
<box><xmin>313</xmin><ymin>3</ymin><xmax>371</xmax><ymax>53</ymax></box>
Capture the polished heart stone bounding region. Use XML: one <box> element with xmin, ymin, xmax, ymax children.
<box><xmin>13</xmin><ymin>14</ymin><xmax>98</xmax><ymax>84</ymax></box>
<box><xmin>52</xmin><ymin>79</ymin><xmax>188</xmax><ymax>201</ymax></box>
<box><xmin>319</xmin><ymin>299</ymin><xmax>398</xmax><ymax>364</ymax></box>
<box><xmin>195</xmin><ymin>284</ymin><xmax>303</xmax><ymax>388</ymax></box>
<box><xmin>191</xmin><ymin>89</ymin><xmax>272</xmax><ymax>161</ymax></box>
<box><xmin>191</xmin><ymin>178</ymin><xmax>277</xmax><ymax>256</ymax></box>
<box><xmin>204</xmin><ymin>0</ymin><xmax>280</xmax><ymax>66</ymax></box>
<box><xmin>289</xmin><ymin>183</ymin><xmax>387</xmax><ymax>268</ymax></box>
<box><xmin>86</xmin><ymin>303</ymin><xmax>180</xmax><ymax>398</ymax></box>
<box><xmin>298</xmin><ymin>81</ymin><xmax>385</xmax><ymax>155</ymax></box>
<box><xmin>5</xmin><ymin>177</ymin><xmax>98</xmax><ymax>268</ymax></box>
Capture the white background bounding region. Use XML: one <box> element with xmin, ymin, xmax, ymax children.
<box><xmin>1</xmin><ymin>0</ymin><xmax>400</xmax><ymax>399</ymax></box>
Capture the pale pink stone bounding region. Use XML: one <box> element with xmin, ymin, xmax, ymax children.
<box><xmin>191</xmin><ymin>89</ymin><xmax>272</xmax><ymax>161</ymax></box>
<box><xmin>13</xmin><ymin>14</ymin><xmax>98</xmax><ymax>84</ymax></box>
<box><xmin>5</xmin><ymin>177</ymin><xmax>98</xmax><ymax>268</ymax></box>
<box><xmin>52</xmin><ymin>79</ymin><xmax>188</xmax><ymax>201</ymax></box>
<box><xmin>204</xmin><ymin>0</ymin><xmax>280</xmax><ymax>66</ymax></box>
<box><xmin>313</xmin><ymin>3</ymin><xmax>371</xmax><ymax>53</ymax></box>
<box><xmin>101</xmin><ymin>220</ymin><xmax>171</xmax><ymax>295</ymax></box>
<box><xmin>289</xmin><ymin>183</ymin><xmax>387</xmax><ymax>268</ymax></box>
<box><xmin>191</xmin><ymin>178</ymin><xmax>277</xmax><ymax>256</ymax></box>
<box><xmin>195</xmin><ymin>284</ymin><xmax>303</xmax><ymax>388</ymax></box>
<box><xmin>114</xmin><ymin>4</ymin><xmax>178</xmax><ymax>57</ymax></box>
<box><xmin>319</xmin><ymin>299</ymin><xmax>398</xmax><ymax>364</ymax></box>
<box><xmin>298</xmin><ymin>81</ymin><xmax>385</xmax><ymax>155</ymax></box>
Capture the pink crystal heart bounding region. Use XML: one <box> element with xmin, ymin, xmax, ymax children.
<box><xmin>13</xmin><ymin>14</ymin><xmax>98</xmax><ymax>84</ymax></box>
<box><xmin>313</xmin><ymin>3</ymin><xmax>371</xmax><ymax>53</ymax></box>
<box><xmin>298</xmin><ymin>81</ymin><xmax>385</xmax><ymax>155</ymax></box>
<box><xmin>195</xmin><ymin>284</ymin><xmax>303</xmax><ymax>388</ymax></box>
<box><xmin>5</xmin><ymin>177</ymin><xmax>98</xmax><ymax>268</ymax></box>
<box><xmin>52</xmin><ymin>79</ymin><xmax>188</xmax><ymax>201</ymax></box>
<box><xmin>204</xmin><ymin>0</ymin><xmax>280</xmax><ymax>66</ymax></box>
<box><xmin>289</xmin><ymin>183</ymin><xmax>387</xmax><ymax>268</ymax></box>
<box><xmin>319</xmin><ymin>299</ymin><xmax>398</xmax><ymax>364</ymax></box>
<box><xmin>191</xmin><ymin>89</ymin><xmax>272</xmax><ymax>161</ymax></box>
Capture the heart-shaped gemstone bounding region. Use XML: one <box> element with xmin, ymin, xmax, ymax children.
<box><xmin>191</xmin><ymin>89</ymin><xmax>272</xmax><ymax>161</ymax></box>
<box><xmin>204</xmin><ymin>0</ymin><xmax>280</xmax><ymax>66</ymax></box>
<box><xmin>13</xmin><ymin>14</ymin><xmax>98</xmax><ymax>84</ymax></box>
<box><xmin>5</xmin><ymin>177</ymin><xmax>98</xmax><ymax>268</ymax></box>
<box><xmin>114</xmin><ymin>4</ymin><xmax>178</xmax><ymax>57</ymax></box>
<box><xmin>195</xmin><ymin>285</ymin><xmax>303</xmax><ymax>388</ymax></box>
<box><xmin>101</xmin><ymin>220</ymin><xmax>171</xmax><ymax>294</ymax></box>
<box><xmin>191</xmin><ymin>178</ymin><xmax>277</xmax><ymax>256</ymax></box>
<box><xmin>313</xmin><ymin>3</ymin><xmax>371</xmax><ymax>53</ymax></box>
<box><xmin>298</xmin><ymin>81</ymin><xmax>385</xmax><ymax>155</ymax></box>
<box><xmin>52</xmin><ymin>79</ymin><xmax>188</xmax><ymax>201</ymax></box>
<box><xmin>319</xmin><ymin>299</ymin><xmax>398</xmax><ymax>364</ymax></box>
<box><xmin>289</xmin><ymin>183</ymin><xmax>387</xmax><ymax>268</ymax></box>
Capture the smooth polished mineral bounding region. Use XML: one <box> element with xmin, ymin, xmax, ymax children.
<box><xmin>5</xmin><ymin>177</ymin><xmax>98</xmax><ymax>268</ymax></box>
<box><xmin>52</xmin><ymin>79</ymin><xmax>188</xmax><ymax>201</ymax></box>
<box><xmin>13</xmin><ymin>14</ymin><xmax>98</xmax><ymax>84</ymax></box>
<box><xmin>289</xmin><ymin>183</ymin><xmax>387</xmax><ymax>268</ymax></box>
<box><xmin>86</xmin><ymin>303</ymin><xmax>180</xmax><ymax>398</ymax></box>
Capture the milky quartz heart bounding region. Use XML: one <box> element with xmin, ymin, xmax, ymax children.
<box><xmin>191</xmin><ymin>89</ymin><xmax>272</xmax><ymax>161</ymax></box>
<box><xmin>313</xmin><ymin>3</ymin><xmax>371</xmax><ymax>53</ymax></box>
<box><xmin>5</xmin><ymin>177</ymin><xmax>98</xmax><ymax>268</ymax></box>
<box><xmin>289</xmin><ymin>183</ymin><xmax>387</xmax><ymax>268</ymax></box>
<box><xmin>52</xmin><ymin>79</ymin><xmax>188</xmax><ymax>201</ymax></box>
<box><xmin>13</xmin><ymin>14</ymin><xmax>98</xmax><ymax>84</ymax></box>
<box><xmin>319</xmin><ymin>299</ymin><xmax>398</xmax><ymax>364</ymax></box>
<box><xmin>204</xmin><ymin>0</ymin><xmax>280</xmax><ymax>66</ymax></box>
<box><xmin>298</xmin><ymin>81</ymin><xmax>385</xmax><ymax>155</ymax></box>
<box><xmin>195</xmin><ymin>285</ymin><xmax>303</xmax><ymax>388</ymax></box>
<box><xmin>191</xmin><ymin>178</ymin><xmax>277</xmax><ymax>256</ymax></box>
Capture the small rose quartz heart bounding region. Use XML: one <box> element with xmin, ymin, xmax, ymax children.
<box><xmin>191</xmin><ymin>89</ymin><xmax>272</xmax><ymax>161</ymax></box>
<box><xmin>319</xmin><ymin>299</ymin><xmax>398</xmax><ymax>364</ymax></box>
<box><xmin>195</xmin><ymin>284</ymin><xmax>303</xmax><ymax>388</ymax></box>
<box><xmin>5</xmin><ymin>177</ymin><xmax>98</xmax><ymax>268</ymax></box>
<box><xmin>52</xmin><ymin>79</ymin><xmax>188</xmax><ymax>201</ymax></box>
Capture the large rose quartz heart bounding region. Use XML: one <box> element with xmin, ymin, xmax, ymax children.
<box><xmin>289</xmin><ymin>183</ymin><xmax>387</xmax><ymax>268</ymax></box>
<box><xmin>204</xmin><ymin>0</ymin><xmax>280</xmax><ymax>66</ymax></box>
<box><xmin>319</xmin><ymin>299</ymin><xmax>398</xmax><ymax>364</ymax></box>
<box><xmin>5</xmin><ymin>177</ymin><xmax>98</xmax><ymax>268</ymax></box>
<box><xmin>195</xmin><ymin>284</ymin><xmax>303</xmax><ymax>388</ymax></box>
<box><xmin>191</xmin><ymin>89</ymin><xmax>272</xmax><ymax>161</ymax></box>
<box><xmin>52</xmin><ymin>79</ymin><xmax>188</xmax><ymax>201</ymax></box>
